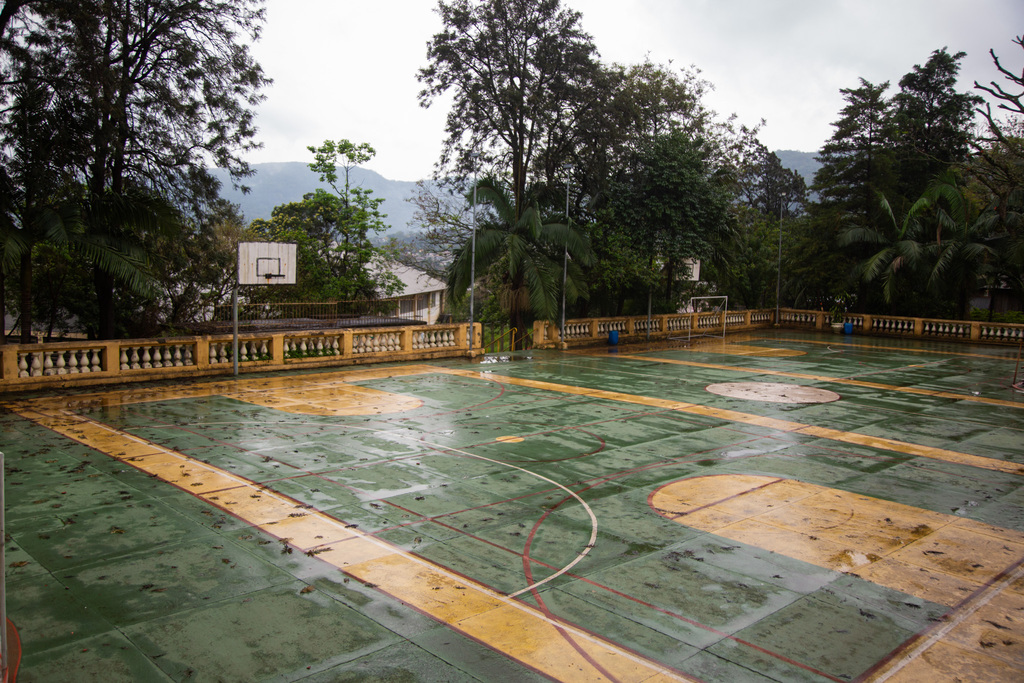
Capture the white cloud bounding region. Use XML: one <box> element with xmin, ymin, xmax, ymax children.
<box><xmin>245</xmin><ymin>0</ymin><xmax>1024</xmax><ymax>179</ymax></box>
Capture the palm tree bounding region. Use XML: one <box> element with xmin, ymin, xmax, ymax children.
<box><xmin>446</xmin><ymin>178</ymin><xmax>594</xmax><ymax>342</ymax></box>
<box><xmin>842</xmin><ymin>170</ymin><xmax>995</xmax><ymax>319</ymax></box>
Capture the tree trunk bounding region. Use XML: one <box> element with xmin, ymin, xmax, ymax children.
<box><xmin>664</xmin><ymin>258</ymin><xmax>675</xmax><ymax>304</ymax></box>
<box><xmin>0</xmin><ymin>266</ymin><xmax>6</xmax><ymax>344</ymax></box>
<box><xmin>95</xmin><ymin>266</ymin><xmax>116</xmax><ymax>339</ymax></box>
<box><xmin>19</xmin><ymin>249</ymin><xmax>32</xmax><ymax>343</ymax></box>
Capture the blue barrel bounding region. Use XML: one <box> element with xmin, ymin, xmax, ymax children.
<box><xmin>843</xmin><ymin>322</ymin><xmax>853</xmax><ymax>334</ymax></box>
<box><xmin>609</xmin><ymin>330</ymin><xmax>619</xmax><ymax>345</ymax></box>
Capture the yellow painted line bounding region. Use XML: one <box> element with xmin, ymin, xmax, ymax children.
<box><xmin>15</xmin><ymin>366</ymin><xmax>436</xmax><ymax>417</ymax></box>
<box><xmin>18</xmin><ymin>362</ymin><xmax>1021</xmax><ymax>476</ymax></box>
<box><xmin>652</xmin><ymin>344</ymin><xmax>806</xmax><ymax>357</ymax></box>
<box><xmin>785</xmin><ymin>336</ymin><xmax>1019</xmax><ymax>361</ymax></box>
<box><xmin>651</xmin><ymin>474</ymin><xmax>1024</xmax><ymax>681</ymax></box>
<box><xmin>11</xmin><ymin>401</ymin><xmax>694</xmax><ymax>683</ymax></box>
<box><xmin>434</xmin><ymin>368</ymin><xmax>1024</xmax><ymax>476</ymax></box>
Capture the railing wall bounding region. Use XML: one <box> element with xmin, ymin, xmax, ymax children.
<box><xmin>1</xmin><ymin>323</ymin><xmax>478</xmax><ymax>392</ymax></box>
<box><xmin>534</xmin><ymin>309</ymin><xmax>1024</xmax><ymax>348</ymax></box>
<box><xmin>3</xmin><ymin>310</ymin><xmax>1022</xmax><ymax>393</ymax></box>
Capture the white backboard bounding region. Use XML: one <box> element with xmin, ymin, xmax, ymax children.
<box><xmin>238</xmin><ymin>242</ymin><xmax>297</xmax><ymax>285</ymax></box>
<box><xmin>683</xmin><ymin>258</ymin><xmax>701</xmax><ymax>281</ymax></box>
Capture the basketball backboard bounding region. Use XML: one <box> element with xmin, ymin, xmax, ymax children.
<box><xmin>683</xmin><ymin>258</ymin><xmax>701</xmax><ymax>281</ymax></box>
<box><xmin>238</xmin><ymin>242</ymin><xmax>297</xmax><ymax>285</ymax></box>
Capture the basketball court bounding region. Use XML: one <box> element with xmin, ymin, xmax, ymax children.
<box><xmin>3</xmin><ymin>330</ymin><xmax>1023</xmax><ymax>681</ymax></box>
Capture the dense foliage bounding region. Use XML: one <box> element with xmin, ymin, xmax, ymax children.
<box><xmin>247</xmin><ymin>140</ymin><xmax>401</xmax><ymax>303</ymax></box>
<box><xmin>416</xmin><ymin>7</ymin><xmax>1024</xmax><ymax>327</ymax></box>
<box><xmin>5</xmin><ymin>0</ymin><xmax>1023</xmax><ymax>340</ymax></box>
<box><xmin>1</xmin><ymin>0</ymin><xmax>269</xmax><ymax>339</ymax></box>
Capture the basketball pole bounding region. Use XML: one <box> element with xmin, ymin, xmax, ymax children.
<box><xmin>232</xmin><ymin>284</ymin><xmax>239</xmax><ymax>377</ymax></box>
<box><xmin>1</xmin><ymin>451</ymin><xmax>7</xmax><ymax>683</ymax></box>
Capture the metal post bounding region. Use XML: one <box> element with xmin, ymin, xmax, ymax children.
<box><xmin>232</xmin><ymin>285</ymin><xmax>239</xmax><ymax>377</ymax></box>
<box><xmin>561</xmin><ymin>164</ymin><xmax>572</xmax><ymax>347</ymax></box>
<box><xmin>647</xmin><ymin>290</ymin><xmax>652</xmax><ymax>342</ymax></box>
<box><xmin>1</xmin><ymin>451</ymin><xmax>7</xmax><ymax>683</ymax></box>
<box><xmin>469</xmin><ymin>152</ymin><xmax>479</xmax><ymax>353</ymax></box>
<box><xmin>776</xmin><ymin>201</ymin><xmax>783</xmax><ymax>326</ymax></box>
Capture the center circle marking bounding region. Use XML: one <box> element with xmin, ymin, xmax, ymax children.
<box><xmin>705</xmin><ymin>381</ymin><xmax>840</xmax><ymax>404</ymax></box>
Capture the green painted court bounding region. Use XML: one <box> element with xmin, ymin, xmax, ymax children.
<box><xmin>3</xmin><ymin>331</ymin><xmax>1023</xmax><ymax>682</ymax></box>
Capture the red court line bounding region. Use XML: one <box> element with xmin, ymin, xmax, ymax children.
<box><xmin>648</xmin><ymin>475</ymin><xmax>787</xmax><ymax>520</ymax></box>
<box><xmin>5</xmin><ymin>618</ymin><xmax>21</xmax><ymax>683</ymax></box>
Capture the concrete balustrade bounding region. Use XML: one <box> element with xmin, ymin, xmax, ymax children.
<box><xmin>2</xmin><ymin>310</ymin><xmax>1021</xmax><ymax>392</ymax></box>
<box><xmin>535</xmin><ymin>308</ymin><xmax>1024</xmax><ymax>348</ymax></box>
<box><xmin>0</xmin><ymin>323</ymin><xmax>478</xmax><ymax>392</ymax></box>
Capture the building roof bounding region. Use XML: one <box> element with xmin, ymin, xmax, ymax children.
<box><xmin>392</xmin><ymin>264</ymin><xmax>446</xmax><ymax>296</ymax></box>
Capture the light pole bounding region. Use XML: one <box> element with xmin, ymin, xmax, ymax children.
<box><xmin>561</xmin><ymin>164</ymin><xmax>572</xmax><ymax>348</ymax></box>
<box><xmin>469</xmin><ymin>151</ymin><xmax>479</xmax><ymax>353</ymax></box>
<box><xmin>775</xmin><ymin>199</ymin><xmax>783</xmax><ymax>326</ymax></box>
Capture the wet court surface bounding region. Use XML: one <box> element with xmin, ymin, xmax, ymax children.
<box><xmin>3</xmin><ymin>331</ymin><xmax>1024</xmax><ymax>682</ymax></box>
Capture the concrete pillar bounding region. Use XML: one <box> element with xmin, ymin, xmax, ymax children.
<box><xmin>270</xmin><ymin>334</ymin><xmax>285</xmax><ymax>363</ymax></box>
<box><xmin>195</xmin><ymin>337</ymin><xmax>210</xmax><ymax>368</ymax></box>
<box><xmin>0</xmin><ymin>346</ymin><xmax>18</xmax><ymax>381</ymax></box>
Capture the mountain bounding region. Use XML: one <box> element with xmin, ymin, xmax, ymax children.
<box><xmin>212</xmin><ymin>162</ymin><xmax>422</xmax><ymax>236</ymax></box>
<box><xmin>774</xmin><ymin>149</ymin><xmax>820</xmax><ymax>186</ymax></box>
<box><xmin>216</xmin><ymin>152</ymin><xmax>821</xmax><ymax>235</ymax></box>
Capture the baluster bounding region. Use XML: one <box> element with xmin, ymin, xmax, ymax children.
<box><xmin>141</xmin><ymin>346</ymin><xmax>152</xmax><ymax>369</ymax></box>
<box><xmin>66</xmin><ymin>350</ymin><xmax>79</xmax><ymax>373</ymax></box>
<box><xmin>56</xmin><ymin>351</ymin><xmax>67</xmax><ymax>375</ymax></box>
<box><xmin>130</xmin><ymin>346</ymin><xmax>141</xmax><ymax>369</ymax></box>
<box><xmin>120</xmin><ymin>348</ymin><xmax>129</xmax><ymax>370</ymax></box>
<box><xmin>90</xmin><ymin>349</ymin><xmax>102</xmax><ymax>372</ymax></box>
<box><xmin>18</xmin><ymin>353</ymin><xmax>29</xmax><ymax>378</ymax></box>
<box><xmin>43</xmin><ymin>351</ymin><xmax>55</xmax><ymax>376</ymax></box>
<box><xmin>30</xmin><ymin>352</ymin><xmax>42</xmax><ymax>377</ymax></box>
<box><xmin>173</xmin><ymin>345</ymin><xmax>183</xmax><ymax>366</ymax></box>
<box><xmin>260</xmin><ymin>340</ymin><xmax>269</xmax><ymax>358</ymax></box>
<box><xmin>183</xmin><ymin>345</ymin><xmax>194</xmax><ymax>366</ymax></box>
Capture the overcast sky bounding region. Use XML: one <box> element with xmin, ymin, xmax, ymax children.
<box><xmin>246</xmin><ymin>0</ymin><xmax>1023</xmax><ymax>181</ymax></box>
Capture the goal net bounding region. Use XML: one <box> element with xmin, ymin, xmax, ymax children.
<box><xmin>682</xmin><ymin>295</ymin><xmax>728</xmax><ymax>341</ymax></box>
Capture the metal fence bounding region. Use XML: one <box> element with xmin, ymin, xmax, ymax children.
<box><xmin>203</xmin><ymin>298</ymin><xmax>429</xmax><ymax>334</ymax></box>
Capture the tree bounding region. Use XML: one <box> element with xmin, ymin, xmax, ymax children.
<box><xmin>711</xmin><ymin>206</ymin><xmax>780</xmax><ymax>310</ymax></box>
<box><xmin>402</xmin><ymin>180</ymin><xmax>475</xmax><ymax>280</ymax></box>
<box><xmin>418</xmin><ymin>0</ymin><xmax>599</xmax><ymax>214</ymax></box>
<box><xmin>973</xmin><ymin>35</ymin><xmax>1024</xmax><ymax>217</ymax></box>
<box><xmin>842</xmin><ymin>171</ymin><xmax>996</xmax><ymax>319</ymax></box>
<box><xmin>249</xmin><ymin>140</ymin><xmax>401</xmax><ymax>302</ymax></box>
<box><xmin>804</xmin><ymin>79</ymin><xmax>897</xmax><ymax>312</ymax></box>
<box><xmin>445</xmin><ymin>177</ymin><xmax>594</xmax><ymax>337</ymax></box>
<box><xmin>738</xmin><ymin>143</ymin><xmax>807</xmax><ymax>219</ymax></box>
<box><xmin>813</xmin><ymin>79</ymin><xmax>896</xmax><ymax>230</ymax></box>
<box><xmin>892</xmin><ymin>48</ymin><xmax>982</xmax><ymax>203</ymax></box>
<box><xmin>607</xmin><ymin>130</ymin><xmax>734</xmax><ymax>307</ymax></box>
<box><xmin>3</xmin><ymin>0</ymin><xmax>269</xmax><ymax>338</ymax></box>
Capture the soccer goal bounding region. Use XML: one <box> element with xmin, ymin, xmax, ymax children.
<box><xmin>680</xmin><ymin>295</ymin><xmax>728</xmax><ymax>342</ymax></box>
